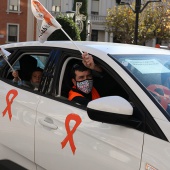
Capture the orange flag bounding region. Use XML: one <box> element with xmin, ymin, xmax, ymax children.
<box><xmin>31</xmin><ymin>0</ymin><xmax>61</xmax><ymax>43</ymax></box>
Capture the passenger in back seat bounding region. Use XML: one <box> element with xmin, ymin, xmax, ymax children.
<box><xmin>12</xmin><ymin>67</ymin><xmax>43</xmax><ymax>90</ymax></box>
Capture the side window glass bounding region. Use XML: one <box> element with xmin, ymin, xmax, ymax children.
<box><xmin>60</xmin><ymin>57</ymin><xmax>129</xmax><ymax>98</ymax></box>
<box><xmin>30</xmin><ymin>55</ymin><xmax>47</xmax><ymax>69</ymax></box>
<box><xmin>59</xmin><ymin>57</ymin><xmax>129</xmax><ymax>107</ymax></box>
<box><xmin>60</xmin><ymin>58</ymin><xmax>81</xmax><ymax>98</ymax></box>
<box><xmin>12</xmin><ymin>55</ymin><xmax>47</xmax><ymax>71</ymax></box>
<box><xmin>7</xmin><ymin>53</ymin><xmax>48</xmax><ymax>91</ymax></box>
<box><xmin>0</xmin><ymin>49</ymin><xmax>13</xmax><ymax>71</ymax></box>
<box><xmin>0</xmin><ymin>55</ymin><xmax>8</xmax><ymax>70</ymax></box>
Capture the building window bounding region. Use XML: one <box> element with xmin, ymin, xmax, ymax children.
<box><xmin>91</xmin><ymin>0</ymin><xmax>99</xmax><ymax>15</ymax></box>
<box><xmin>7</xmin><ymin>24</ymin><xmax>19</xmax><ymax>42</ymax></box>
<box><xmin>91</xmin><ymin>12</ymin><xmax>99</xmax><ymax>15</ymax></box>
<box><xmin>7</xmin><ymin>0</ymin><xmax>20</xmax><ymax>12</ymax></box>
<box><xmin>52</xmin><ymin>0</ymin><xmax>61</xmax><ymax>12</ymax></box>
<box><xmin>91</xmin><ymin>30</ymin><xmax>98</xmax><ymax>41</ymax></box>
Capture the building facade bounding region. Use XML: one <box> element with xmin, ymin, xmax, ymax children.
<box><xmin>0</xmin><ymin>0</ymin><xmax>35</xmax><ymax>45</ymax></box>
<box><xmin>0</xmin><ymin>0</ymin><xmax>115</xmax><ymax>45</ymax></box>
<box><xmin>87</xmin><ymin>0</ymin><xmax>116</xmax><ymax>42</ymax></box>
<box><xmin>39</xmin><ymin>0</ymin><xmax>116</xmax><ymax>42</ymax></box>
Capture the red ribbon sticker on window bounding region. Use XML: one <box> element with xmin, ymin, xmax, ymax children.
<box><xmin>2</xmin><ymin>89</ymin><xmax>18</xmax><ymax>121</ymax></box>
<box><xmin>61</xmin><ymin>113</ymin><xmax>82</xmax><ymax>155</ymax></box>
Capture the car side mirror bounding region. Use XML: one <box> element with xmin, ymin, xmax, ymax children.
<box><xmin>87</xmin><ymin>96</ymin><xmax>133</xmax><ymax>125</ymax></box>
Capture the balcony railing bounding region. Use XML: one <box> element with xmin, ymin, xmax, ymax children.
<box><xmin>49</xmin><ymin>12</ymin><xmax>106</xmax><ymax>25</ymax></box>
<box><xmin>90</xmin><ymin>15</ymin><xmax>106</xmax><ymax>23</ymax></box>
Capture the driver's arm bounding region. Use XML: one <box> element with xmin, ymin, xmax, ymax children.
<box><xmin>82</xmin><ymin>52</ymin><xmax>102</xmax><ymax>72</ymax></box>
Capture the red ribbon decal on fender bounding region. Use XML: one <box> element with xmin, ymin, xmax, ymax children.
<box><xmin>2</xmin><ymin>89</ymin><xmax>18</xmax><ymax>121</ymax></box>
<box><xmin>61</xmin><ymin>113</ymin><xmax>82</xmax><ymax>154</ymax></box>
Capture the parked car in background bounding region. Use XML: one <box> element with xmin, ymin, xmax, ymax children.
<box><xmin>0</xmin><ymin>41</ymin><xmax>170</xmax><ymax>170</ymax></box>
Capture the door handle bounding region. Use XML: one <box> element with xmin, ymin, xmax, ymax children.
<box><xmin>38</xmin><ymin>117</ymin><xmax>58</xmax><ymax>130</ymax></box>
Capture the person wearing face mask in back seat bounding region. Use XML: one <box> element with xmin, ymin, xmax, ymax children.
<box><xmin>68</xmin><ymin>52</ymin><xmax>102</xmax><ymax>106</ymax></box>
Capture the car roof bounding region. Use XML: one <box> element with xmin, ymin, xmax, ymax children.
<box><xmin>1</xmin><ymin>41</ymin><xmax>170</xmax><ymax>56</ymax></box>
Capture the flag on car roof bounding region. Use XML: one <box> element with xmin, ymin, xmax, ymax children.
<box><xmin>31</xmin><ymin>0</ymin><xmax>61</xmax><ymax>43</ymax></box>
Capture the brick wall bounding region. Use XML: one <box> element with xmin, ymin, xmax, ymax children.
<box><xmin>0</xmin><ymin>0</ymin><xmax>28</xmax><ymax>45</ymax></box>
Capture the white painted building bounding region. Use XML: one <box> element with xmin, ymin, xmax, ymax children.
<box><xmin>87</xmin><ymin>0</ymin><xmax>116</xmax><ymax>42</ymax></box>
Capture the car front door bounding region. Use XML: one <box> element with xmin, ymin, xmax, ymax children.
<box><xmin>35</xmin><ymin>51</ymin><xmax>144</xmax><ymax>170</ymax></box>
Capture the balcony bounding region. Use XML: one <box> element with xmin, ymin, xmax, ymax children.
<box><xmin>89</xmin><ymin>15</ymin><xmax>106</xmax><ymax>23</ymax></box>
<box><xmin>49</xmin><ymin>12</ymin><xmax>106</xmax><ymax>25</ymax></box>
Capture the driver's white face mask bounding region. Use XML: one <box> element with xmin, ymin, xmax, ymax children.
<box><xmin>76</xmin><ymin>79</ymin><xmax>93</xmax><ymax>94</ymax></box>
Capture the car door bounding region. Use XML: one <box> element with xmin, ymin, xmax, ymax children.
<box><xmin>35</xmin><ymin>50</ymin><xmax>144</xmax><ymax>170</ymax></box>
<box><xmin>0</xmin><ymin>47</ymin><xmax>49</xmax><ymax>170</ymax></box>
<box><xmin>0</xmin><ymin>82</ymin><xmax>40</xmax><ymax>170</ymax></box>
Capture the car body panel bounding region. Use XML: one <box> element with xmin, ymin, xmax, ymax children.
<box><xmin>0</xmin><ymin>80</ymin><xmax>40</xmax><ymax>169</ymax></box>
<box><xmin>155</xmin><ymin>118</ymin><xmax>170</xmax><ymax>140</ymax></box>
<box><xmin>140</xmin><ymin>134</ymin><xmax>170</xmax><ymax>170</ymax></box>
<box><xmin>35</xmin><ymin>96</ymin><xmax>143</xmax><ymax>170</ymax></box>
<box><xmin>0</xmin><ymin>41</ymin><xmax>170</xmax><ymax>170</ymax></box>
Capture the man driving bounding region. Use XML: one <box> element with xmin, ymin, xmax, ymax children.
<box><xmin>68</xmin><ymin>52</ymin><xmax>102</xmax><ymax>106</ymax></box>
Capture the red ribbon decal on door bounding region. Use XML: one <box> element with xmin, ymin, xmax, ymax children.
<box><xmin>2</xmin><ymin>89</ymin><xmax>18</xmax><ymax>121</ymax></box>
<box><xmin>61</xmin><ymin>113</ymin><xmax>82</xmax><ymax>154</ymax></box>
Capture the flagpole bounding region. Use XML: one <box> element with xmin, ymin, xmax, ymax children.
<box><xmin>2</xmin><ymin>55</ymin><xmax>15</xmax><ymax>71</ymax></box>
<box><xmin>2</xmin><ymin>55</ymin><xmax>21</xmax><ymax>80</ymax></box>
<box><xmin>61</xmin><ymin>28</ymin><xmax>83</xmax><ymax>55</ymax></box>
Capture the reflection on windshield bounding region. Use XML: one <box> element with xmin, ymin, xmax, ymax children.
<box><xmin>112</xmin><ymin>54</ymin><xmax>170</xmax><ymax>115</ymax></box>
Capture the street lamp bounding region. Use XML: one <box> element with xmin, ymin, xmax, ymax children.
<box><xmin>66</xmin><ymin>11</ymin><xmax>75</xmax><ymax>19</ymax></box>
<box><xmin>116</xmin><ymin>0</ymin><xmax>161</xmax><ymax>45</ymax></box>
<box><xmin>87</xmin><ymin>20</ymin><xmax>91</xmax><ymax>41</ymax></box>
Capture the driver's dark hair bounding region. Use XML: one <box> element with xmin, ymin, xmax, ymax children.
<box><xmin>71</xmin><ymin>63</ymin><xmax>90</xmax><ymax>79</ymax></box>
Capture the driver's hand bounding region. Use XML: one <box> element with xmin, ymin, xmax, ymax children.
<box><xmin>82</xmin><ymin>52</ymin><xmax>95</xmax><ymax>70</ymax></box>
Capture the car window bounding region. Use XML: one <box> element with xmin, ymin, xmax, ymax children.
<box><xmin>13</xmin><ymin>54</ymin><xmax>47</xmax><ymax>70</ymax></box>
<box><xmin>0</xmin><ymin>49</ymin><xmax>13</xmax><ymax>71</ymax></box>
<box><xmin>59</xmin><ymin>57</ymin><xmax>129</xmax><ymax>104</ymax></box>
<box><xmin>5</xmin><ymin>53</ymin><xmax>49</xmax><ymax>92</ymax></box>
<box><xmin>60</xmin><ymin>58</ymin><xmax>81</xmax><ymax>98</ymax></box>
<box><xmin>0</xmin><ymin>55</ymin><xmax>7</xmax><ymax>69</ymax></box>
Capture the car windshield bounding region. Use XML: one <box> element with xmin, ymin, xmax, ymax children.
<box><xmin>111</xmin><ymin>54</ymin><xmax>170</xmax><ymax>115</ymax></box>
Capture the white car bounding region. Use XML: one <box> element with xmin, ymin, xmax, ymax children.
<box><xmin>0</xmin><ymin>41</ymin><xmax>170</xmax><ymax>170</ymax></box>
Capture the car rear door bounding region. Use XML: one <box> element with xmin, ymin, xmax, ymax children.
<box><xmin>0</xmin><ymin>46</ymin><xmax>50</xmax><ymax>170</ymax></box>
<box><xmin>0</xmin><ymin>81</ymin><xmax>38</xmax><ymax>170</ymax></box>
<box><xmin>35</xmin><ymin>49</ymin><xmax>144</xmax><ymax>170</ymax></box>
